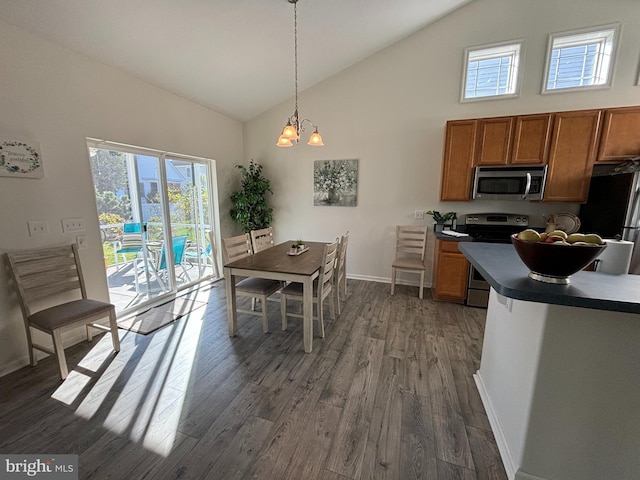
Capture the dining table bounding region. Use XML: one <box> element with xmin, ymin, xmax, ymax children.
<box><xmin>223</xmin><ymin>240</ymin><xmax>327</xmax><ymax>353</ymax></box>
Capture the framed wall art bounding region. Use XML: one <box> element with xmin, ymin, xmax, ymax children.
<box><xmin>313</xmin><ymin>159</ymin><xmax>358</xmax><ymax>207</ymax></box>
<box><xmin>0</xmin><ymin>138</ymin><xmax>43</xmax><ymax>179</ymax></box>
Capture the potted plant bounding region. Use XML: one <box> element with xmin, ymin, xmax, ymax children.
<box><xmin>230</xmin><ymin>160</ymin><xmax>273</xmax><ymax>233</ymax></box>
<box><xmin>425</xmin><ymin>210</ymin><xmax>456</xmax><ymax>232</ymax></box>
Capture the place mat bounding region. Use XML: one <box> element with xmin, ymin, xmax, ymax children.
<box><xmin>118</xmin><ymin>297</ymin><xmax>207</xmax><ymax>335</ymax></box>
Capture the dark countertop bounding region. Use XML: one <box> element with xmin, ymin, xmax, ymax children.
<box><xmin>433</xmin><ymin>229</ymin><xmax>474</xmax><ymax>242</ymax></box>
<box><xmin>459</xmin><ymin>242</ymin><xmax>640</xmax><ymax>314</ymax></box>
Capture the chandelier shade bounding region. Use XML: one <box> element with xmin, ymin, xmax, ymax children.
<box><xmin>276</xmin><ymin>0</ymin><xmax>324</xmax><ymax>148</ymax></box>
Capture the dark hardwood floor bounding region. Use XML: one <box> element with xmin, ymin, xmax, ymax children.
<box><xmin>0</xmin><ymin>280</ymin><xmax>507</xmax><ymax>480</ymax></box>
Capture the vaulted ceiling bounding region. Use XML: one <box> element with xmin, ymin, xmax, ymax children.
<box><xmin>0</xmin><ymin>0</ymin><xmax>473</xmax><ymax>121</ymax></box>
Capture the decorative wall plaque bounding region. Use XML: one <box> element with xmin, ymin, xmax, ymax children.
<box><xmin>0</xmin><ymin>138</ymin><xmax>43</xmax><ymax>178</ymax></box>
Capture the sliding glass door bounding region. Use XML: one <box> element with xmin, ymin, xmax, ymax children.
<box><xmin>88</xmin><ymin>142</ymin><xmax>219</xmax><ymax>315</ymax></box>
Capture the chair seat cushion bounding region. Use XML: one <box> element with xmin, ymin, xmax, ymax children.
<box><xmin>29</xmin><ymin>299</ymin><xmax>114</xmax><ymax>331</ymax></box>
<box><xmin>281</xmin><ymin>280</ymin><xmax>319</xmax><ymax>296</ymax></box>
<box><xmin>392</xmin><ymin>257</ymin><xmax>426</xmax><ymax>270</ymax></box>
<box><xmin>236</xmin><ymin>277</ymin><xmax>282</xmax><ymax>295</ymax></box>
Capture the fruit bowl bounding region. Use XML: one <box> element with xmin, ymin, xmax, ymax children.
<box><xmin>511</xmin><ymin>233</ymin><xmax>607</xmax><ymax>284</ymax></box>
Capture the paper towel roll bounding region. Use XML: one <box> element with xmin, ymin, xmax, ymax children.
<box><xmin>595</xmin><ymin>239</ymin><xmax>634</xmax><ymax>274</ymax></box>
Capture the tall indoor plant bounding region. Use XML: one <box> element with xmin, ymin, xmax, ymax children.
<box><xmin>230</xmin><ymin>160</ymin><xmax>273</xmax><ymax>233</ymax></box>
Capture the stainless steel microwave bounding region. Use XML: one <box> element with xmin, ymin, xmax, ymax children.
<box><xmin>472</xmin><ymin>165</ymin><xmax>548</xmax><ymax>201</ymax></box>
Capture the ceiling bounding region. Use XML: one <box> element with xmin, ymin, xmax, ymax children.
<box><xmin>0</xmin><ymin>0</ymin><xmax>473</xmax><ymax>121</ymax></box>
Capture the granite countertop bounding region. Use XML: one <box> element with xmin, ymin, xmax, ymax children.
<box><xmin>459</xmin><ymin>242</ymin><xmax>640</xmax><ymax>314</ymax></box>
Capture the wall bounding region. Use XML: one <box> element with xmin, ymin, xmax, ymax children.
<box><xmin>0</xmin><ymin>21</ymin><xmax>244</xmax><ymax>376</ymax></box>
<box><xmin>243</xmin><ymin>0</ymin><xmax>640</xmax><ymax>285</ymax></box>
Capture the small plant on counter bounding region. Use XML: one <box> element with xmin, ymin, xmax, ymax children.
<box><xmin>425</xmin><ymin>210</ymin><xmax>456</xmax><ymax>224</ymax></box>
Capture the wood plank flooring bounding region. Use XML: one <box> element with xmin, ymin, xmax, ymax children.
<box><xmin>0</xmin><ymin>280</ymin><xmax>507</xmax><ymax>480</ymax></box>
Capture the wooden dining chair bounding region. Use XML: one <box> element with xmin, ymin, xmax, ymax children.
<box><xmin>391</xmin><ymin>225</ymin><xmax>428</xmax><ymax>299</ymax></box>
<box><xmin>250</xmin><ymin>227</ymin><xmax>275</xmax><ymax>253</ymax></box>
<box><xmin>333</xmin><ymin>231</ymin><xmax>349</xmax><ymax>314</ymax></box>
<box><xmin>6</xmin><ymin>244</ymin><xmax>121</xmax><ymax>380</ymax></box>
<box><xmin>280</xmin><ymin>239</ymin><xmax>339</xmax><ymax>338</ymax></box>
<box><xmin>222</xmin><ymin>233</ymin><xmax>282</xmax><ymax>333</ymax></box>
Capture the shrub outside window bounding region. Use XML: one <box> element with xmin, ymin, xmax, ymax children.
<box><xmin>542</xmin><ymin>24</ymin><xmax>620</xmax><ymax>93</ymax></box>
<box><xmin>461</xmin><ymin>42</ymin><xmax>522</xmax><ymax>102</ymax></box>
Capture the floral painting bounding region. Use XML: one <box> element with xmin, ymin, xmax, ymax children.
<box><xmin>313</xmin><ymin>159</ymin><xmax>358</xmax><ymax>207</ymax></box>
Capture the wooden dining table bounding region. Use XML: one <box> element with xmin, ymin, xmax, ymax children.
<box><xmin>224</xmin><ymin>240</ymin><xmax>327</xmax><ymax>353</ymax></box>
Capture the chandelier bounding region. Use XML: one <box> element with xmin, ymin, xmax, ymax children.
<box><xmin>276</xmin><ymin>0</ymin><xmax>324</xmax><ymax>147</ymax></box>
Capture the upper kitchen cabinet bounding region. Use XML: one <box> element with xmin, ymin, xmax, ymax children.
<box><xmin>441</xmin><ymin>120</ymin><xmax>476</xmax><ymax>201</ymax></box>
<box><xmin>476</xmin><ymin>114</ymin><xmax>552</xmax><ymax>166</ymax></box>
<box><xmin>597</xmin><ymin>106</ymin><xmax>640</xmax><ymax>162</ymax></box>
<box><xmin>544</xmin><ymin>110</ymin><xmax>602</xmax><ymax>202</ymax></box>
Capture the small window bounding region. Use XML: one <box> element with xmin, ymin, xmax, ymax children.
<box><xmin>461</xmin><ymin>42</ymin><xmax>522</xmax><ymax>101</ymax></box>
<box><xmin>542</xmin><ymin>24</ymin><xmax>619</xmax><ymax>93</ymax></box>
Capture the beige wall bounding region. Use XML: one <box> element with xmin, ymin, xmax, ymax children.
<box><xmin>0</xmin><ymin>21</ymin><xmax>244</xmax><ymax>375</ymax></box>
<box><xmin>244</xmin><ymin>0</ymin><xmax>640</xmax><ymax>285</ymax></box>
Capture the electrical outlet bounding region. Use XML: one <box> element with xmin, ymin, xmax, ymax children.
<box><xmin>28</xmin><ymin>220</ymin><xmax>49</xmax><ymax>236</ymax></box>
<box><xmin>76</xmin><ymin>235</ymin><xmax>88</xmax><ymax>249</ymax></box>
<box><xmin>414</xmin><ymin>210</ymin><xmax>424</xmax><ymax>219</ymax></box>
<box><xmin>62</xmin><ymin>217</ymin><xmax>85</xmax><ymax>233</ymax></box>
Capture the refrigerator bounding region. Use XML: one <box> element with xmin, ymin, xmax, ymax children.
<box><xmin>579</xmin><ymin>160</ymin><xmax>640</xmax><ymax>274</ymax></box>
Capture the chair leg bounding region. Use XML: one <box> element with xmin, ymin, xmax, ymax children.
<box><xmin>419</xmin><ymin>271</ymin><xmax>425</xmax><ymax>299</ymax></box>
<box><xmin>260</xmin><ymin>295</ymin><xmax>269</xmax><ymax>334</ymax></box>
<box><xmin>317</xmin><ymin>300</ymin><xmax>325</xmax><ymax>339</ymax></box>
<box><xmin>341</xmin><ymin>275</ymin><xmax>347</xmax><ymax>302</ymax></box>
<box><xmin>329</xmin><ymin>291</ymin><xmax>336</xmax><ymax>321</ymax></box>
<box><xmin>86</xmin><ymin>324</ymin><xmax>93</xmax><ymax>342</ymax></box>
<box><xmin>25</xmin><ymin>326</ymin><xmax>37</xmax><ymax>366</ymax></box>
<box><xmin>52</xmin><ymin>329</ymin><xmax>68</xmax><ymax>380</ymax></box>
<box><xmin>334</xmin><ymin>288</ymin><xmax>341</xmax><ymax>316</ymax></box>
<box><xmin>391</xmin><ymin>267</ymin><xmax>397</xmax><ymax>295</ymax></box>
<box><xmin>280</xmin><ymin>295</ymin><xmax>288</xmax><ymax>330</ymax></box>
<box><xmin>109</xmin><ymin>309</ymin><xmax>121</xmax><ymax>352</ymax></box>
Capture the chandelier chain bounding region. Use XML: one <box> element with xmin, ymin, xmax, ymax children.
<box><xmin>293</xmin><ymin>0</ymin><xmax>298</xmax><ymax>117</ymax></box>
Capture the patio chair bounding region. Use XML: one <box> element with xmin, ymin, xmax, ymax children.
<box><xmin>113</xmin><ymin>222</ymin><xmax>144</xmax><ymax>271</ymax></box>
<box><xmin>154</xmin><ymin>235</ymin><xmax>191</xmax><ymax>285</ymax></box>
<box><xmin>6</xmin><ymin>244</ymin><xmax>120</xmax><ymax>380</ymax></box>
<box><xmin>184</xmin><ymin>230</ymin><xmax>220</xmax><ymax>277</ymax></box>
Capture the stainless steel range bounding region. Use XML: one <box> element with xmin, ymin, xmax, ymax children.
<box><xmin>463</xmin><ymin>213</ymin><xmax>530</xmax><ymax>307</ymax></box>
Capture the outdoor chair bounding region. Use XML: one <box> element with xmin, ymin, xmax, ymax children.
<box><xmin>154</xmin><ymin>235</ymin><xmax>191</xmax><ymax>286</ymax></box>
<box><xmin>113</xmin><ymin>222</ymin><xmax>144</xmax><ymax>271</ymax></box>
<box><xmin>6</xmin><ymin>244</ymin><xmax>121</xmax><ymax>380</ymax></box>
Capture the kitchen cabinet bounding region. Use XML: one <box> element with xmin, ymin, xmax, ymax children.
<box><xmin>544</xmin><ymin>110</ymin><xmax>602</xmax><ymax>203</ymax></box>
<box><xmin>432</xmin><ymin>239</ymin><xmax>469</xmax><ymax>303</ymax></box>
<box><xmin>597</xmin><ymin>106</ymin><xmax>640</xmax><ymax>162</ymax></box>
<box><xmin>440</xmin><ymin>120</ymin><xmax>476</xmax><ymax>201</ymax></box>
<box><xmin>476</xmin><ymin>114</ymin><xmax>552</xmax><ymax>166</ymax></box>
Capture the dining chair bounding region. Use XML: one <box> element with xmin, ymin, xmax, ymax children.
<box><xmin>333</xmin><ymin>231</ymin><xmax>349</xmax><ymax>314</ymax></box>
<box><xmin>6</xmin><ymin>244</ymin><xmax>121</xmax><ymax>380</ymax></box>
<box><xmin>280</xmin><ymin>239</ymin><xmax>339</xmax><ymax>339</ymax></box>
<box><xmin>250</xmin><ymin>227</ymin><xmax>275</xmax><ymax>253</ymax></box>
<box><xmin>391</xmin><ymin>225</ymin><xmax>428</xmax><ymax>299</ymax></box>
<box><xmin>222</xmin><ymin>233</ymin><xmax>282</xmax><ymax>333</ymax></box>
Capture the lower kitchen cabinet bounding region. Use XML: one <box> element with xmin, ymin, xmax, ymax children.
<box><xmin>432</xmin><ymin>239</ymin><xmax>469</xmax><ymax>303</ymax></box>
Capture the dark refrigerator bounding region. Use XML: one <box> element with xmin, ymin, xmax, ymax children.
<box><xmin>579</xmin><ymin>162</ymin><xmax>640</xmax><ymax>274</ymax></box>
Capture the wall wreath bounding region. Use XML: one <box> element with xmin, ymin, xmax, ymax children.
<box><xmin>0</xmin><ymin>138</ymin><xmax>43</xmax><ymax>178</ymax></box>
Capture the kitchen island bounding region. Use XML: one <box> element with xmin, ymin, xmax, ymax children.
<box><xmin>459</xmin><ymin>242</ymin><xmax>640</xmax><ymax>480</ymax></box>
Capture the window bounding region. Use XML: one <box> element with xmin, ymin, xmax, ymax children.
<box><xmin>542</xmin><ymin>24</ymin><xmax>619</xmax><ymax>93</ymax></box>
<box><xmin>462</xmin><ymin>42</ymin><xmax>522</xmax><ymax>101</ymax></box>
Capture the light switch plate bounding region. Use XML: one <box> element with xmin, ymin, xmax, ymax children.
<box><xmin>28</xmin><ymin>220</ymin><xmax>49</xmax><ymax>236</ymax></box>
<box><xmin>62</xmin><ymin>217</ymin><xmax>85</xmax><ymax>233</ymax></box>
<box><xmin>414</xmin><ymin>210</ymin><xmax>424</xmax><ymax>219</ymax></box>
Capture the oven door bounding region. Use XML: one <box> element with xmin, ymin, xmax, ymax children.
<box><xmin>467</xmin><ymin>264</ymin><xmax>490</xmax><ymax>308</ymax></box>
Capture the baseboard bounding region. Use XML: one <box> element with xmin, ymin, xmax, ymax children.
<box><xmin>474</xmin><ymin>371</ymin><xmax>518</xmax><ymax>480</ymax></box>
<box><xmin>346</xmin><ymin>273</ymin><xmax>433</xmax><ymax>289</ymax></box>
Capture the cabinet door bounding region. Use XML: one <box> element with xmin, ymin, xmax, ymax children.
<box><xmin>511</xmin><ymin>114</ymin><xmax>553</xmax><ymax>165</ymax></box>
<box><xmin>597</xmin><ymin>106</ymin><xmax>640</xmax><ymax>162</ymax></box>
<box><xmin>433</xmin><ymin>240</ymin><xmax>469</xmax><ymax>302</ymax></box>
<box><xmin>441</xmin><ymin>120</ymin><xmax>476</xmax><ymax>201</ymax></box>
<box><xmin>476</xmin><ymin>117</ymin><xmax>514</xmax><ymax>166</ymax></box>
<box><xmin>544</xmin><ymin>110</ymin><xmax>602</xmax><ymax>202</ymax></box>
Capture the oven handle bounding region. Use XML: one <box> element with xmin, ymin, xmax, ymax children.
<box><xmin>522</xmin><ymin>172</ymin><xmax>532</xmax><ymax>199</ymax></box>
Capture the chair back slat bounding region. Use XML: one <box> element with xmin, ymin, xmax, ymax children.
<box><xmin>6</xmin><ymin>245</ymin><xmax>85</xmax><ymax>317</ymax></box>
<box><xmin>250</xmin><ymin>227</ymin><xmax>275</xmax><ymax>253</ymax></box>
<box><xmin>395</xmin><ymin>225</ymin><xmax>428</xmax><ymax>260</ymax></box>
<box><xmin>319</xmin><ymin>240</ymin><xmax>339</xmax><ymax>296</ymax></box>
<box><xmin>223</xmin><ymin>233</ymin><xmax>253</xmax><ymax>263</ymax></box>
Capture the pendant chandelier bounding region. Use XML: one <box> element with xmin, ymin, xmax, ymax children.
<box><xmin>276</xmin><ymin>0</ymin><xmax>324</xmax><ymax>147</ymax></box>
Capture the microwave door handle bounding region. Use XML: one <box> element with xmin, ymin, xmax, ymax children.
<box><xmin>522</xmin><ymin>172</ymin><xmax>532</xmax><ymax>199</ymax></box>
